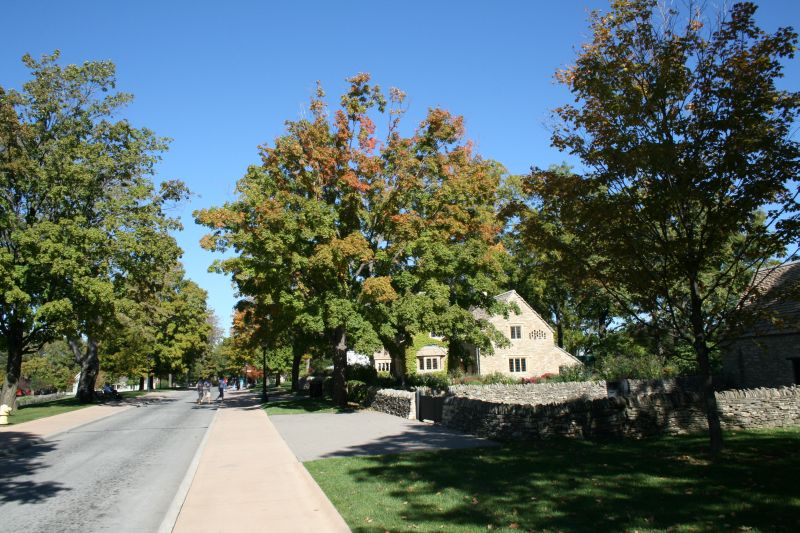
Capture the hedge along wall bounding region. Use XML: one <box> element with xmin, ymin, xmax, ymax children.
<box><xmin>366</xmin><ymin>388</ymin><xmax>416</xmax><ymax>419</ymax></box>
<box><xmin>440</xmin><ymin>386</ymin><xmax>800</xmax><ymax>441</ymax></box>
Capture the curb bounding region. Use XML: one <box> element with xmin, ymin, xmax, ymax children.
<box><xmin>157</xmin><ymin>401</ymin><xmax>220</xmax><ymax>533</ymax></box>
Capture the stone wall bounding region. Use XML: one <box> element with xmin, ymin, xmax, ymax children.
<box><xmin>448</xmin><ymin>381</ymin><xmax>608</xmax><ymax>404</ymax></box>
<box><xmin>441</xmin><ymin>386</ymin><xmax>800</xmax><ymax>441</ymax></box>
<box><xmin>723</xmin><ymin>334</ymin><xmax>800</xmax><ymax>388</ymax></box>
<box><xmin>366</xmin><ymin>388</ymin><xmax>416</xmax><ymax>419</ymax></box>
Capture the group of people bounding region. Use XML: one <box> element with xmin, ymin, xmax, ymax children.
<box><xmin>195</xmin><ymin>377</ymin><xmax>228</xmax><ymax>404</ymax></box>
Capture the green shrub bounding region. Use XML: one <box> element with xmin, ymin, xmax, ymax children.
<box><xmin>544</xmin><ymin>365</ymin><xmax>597</xmax><ymax>383</ymax></box>
<box><xmin>346</xmin><ymin>364</ymin><xmax>377</xmax><ymax>384</ymax></box>
<box><xmin>407</xmin><ymin>372</ymin><xmax>450</xmax><ymax>390</ymax></box>
<box><xmin>322</xmin><ymin>376</ymin><xmax>334</xmax><ymax>398</ymax></box>
<box><xmin>479</xmin><ymin>372</ymin><xmax>519</xmax><ymax>385</ymax></box>
<box><xmin>346</xmin><ymin>380</ymin><xmax>369</xmax><ymax>405</ymax></box>
<box><xmin>597</xmin><ymin>352</ymin><xmax>668</xmax><ymax>381</ymax></box>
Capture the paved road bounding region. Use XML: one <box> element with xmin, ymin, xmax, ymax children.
<box><xmin>271</xmin><ymin>410</ymin><xmax>496</xmax><ymax>462</ymax></box>
<box><xmin>0</xmin><ymin>391</ymin><xmax>217</xmax><ymax>533</ymax></box>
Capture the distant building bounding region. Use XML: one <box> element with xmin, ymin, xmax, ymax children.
<box><xmin>723</xmin><ymin>261</ymin><xmax>800</xmax><ymax>388</ymax></box>
<box><xmin>466</xmin><ymin>290</ymin><xmax>581</xmax><ymax>378</ymax></box>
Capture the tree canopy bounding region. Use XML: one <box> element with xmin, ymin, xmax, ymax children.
<box><xmin>522</xmin><ymin>0</ymin><xmax>799</xmax><ymax>451</ymax></box>
<box><xmin>198</xmin><ymin>74</ymin><xmax>508</xmax><ymax>405</ymax></box>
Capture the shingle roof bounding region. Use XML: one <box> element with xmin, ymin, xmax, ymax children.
<box><xmin>742</xmin><ymin>260</ymin><xmax>800</xmax><ymax>336</ymax></box>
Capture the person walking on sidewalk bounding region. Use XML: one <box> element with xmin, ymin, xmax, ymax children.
<box><xmin>203</xmin><ymin>379</ymin><xmax>212</xmax><ymax>404</ymax></box>
<box><xmin>196</xmin><ymin>379</ymin><xmax>204</xmax><ymax>404</ymax></box>
<box><xmin>217</xmin><ymin>377</ymin><xmax>226</xmax><ymax>401</ymax></box>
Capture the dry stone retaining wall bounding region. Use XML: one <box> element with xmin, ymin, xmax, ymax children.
<box><xmin>366</xmin><ymin>388</ymin><xmax>416</xmax><ymax>419</ymax></box>
<box><xmin>441</xmin><ymin>386</ymin><xmax>800</xmax><ymax>441</ymax></box>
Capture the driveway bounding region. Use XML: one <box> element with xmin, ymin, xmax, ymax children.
<box><xmin>270</xmin><ymin>410</ymin><xmax>496</xmax><ymax>462</ymax></box>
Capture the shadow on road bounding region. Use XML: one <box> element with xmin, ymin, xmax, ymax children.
<box><xmin>0</xmin><ymin>431</ymin><xmax>69</xmax><ymax>504</ymax></box>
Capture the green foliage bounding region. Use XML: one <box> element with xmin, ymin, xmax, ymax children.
<box><xmin>346</xmin><ymin>364</ymin><xmax>377</xmax><ymax>383</ymax></box>
<box><xmin>21</xmin><ymin>340</ymin><xmax>79</xmax><ymax>392</ymax></box>
<box><xmin>197</xmin><ymin>74</ymin><xmax>508</xmax><ymax>404</ymax></box>
<box><xmin>406</xmin><ymin>371</ymin><xmax>450</xmax><ymax>390</ymax></box>
<box><xmin>596</xmin><ymin>352</ymin><xmax>670</xmax><ymax>381</ymax></box>
<box><xmin>0</xmin><ymin>51</ymin><xmax>191</xmax><ymax>404</ymax></box>
<box><xmin>346</xmin><ymin>380</ymin><xmax>369</xmax><ymax>404</ymax></box>
<box><xmin>543</xmin><ymin>364</ymin><xmax>596</xmax><ymax>383</ymax></box>
<box><xmin>476</xmin><ymin>371</ymin><xmax>519</xmax><ymax>385</ymax></box>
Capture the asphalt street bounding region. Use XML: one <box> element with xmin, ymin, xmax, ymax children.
<box><xmin>0</xmin><ymin>390</ymin><xmax>218</xmax><ymax>533</ymax></box>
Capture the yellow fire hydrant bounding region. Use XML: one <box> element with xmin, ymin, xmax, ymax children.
<box><xmin>0</xmin><ymin>404</ymin><xmax>12</xmax><ymax>425</ymax></box>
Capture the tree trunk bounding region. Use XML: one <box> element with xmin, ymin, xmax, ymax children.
<box><xmin>332</xmin><ymin>326</ymin><xmax>348</xmax><ymax>407</ymax></box>
<box><xmin>384</xmin><ymin>336</ymin><xmax>407</xmax><ymax>387</ymax></box>
<box><xmin>139</xmin><ymin>376</ymin><xmax>145</xmax><ymax>391</ymax></box>
<box><xmin>689</xmin><ymin>277</ymin><xmax>723</xmax><ymax>452</ymax></box>
<box><xmin>147</xmin><ymin>374</ymin><xmax>154</xmax><ymax>391</ymax></box>
<box><xmin>553</xmin><ymin>306</ymin><xmax>565</xmax><ymax>349</ymax></box>
<box><xmin>71</xmin><ymin>337</ymin><xmax>100</xmax><ymax>404</ymax></box>
<box><xmin>291</xmin><ymin>342</ymin><xmax>303</xmax><ymax>392</ymax></box>
<box><xmin>275</xmin><ymin>372</ymin><xmax>281</xmax><ymax>387</ymax></box>
<box><xmin>0</xmin><ymin>332</ymin><xmax>24</xmax><ymax>410</ymax></box>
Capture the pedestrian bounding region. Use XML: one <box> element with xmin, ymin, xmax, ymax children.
<box><xmin>217</xmin><ymin>376</ymin><xmax>226</xmax><ymax>401</ymax></box>
<box><xmin>196</xmin><ymin>379</ymin><xmax>204</xmax><ymax>404</ymax></box>
<box><xmin>203</xmin><ymin>379</ymin><xmax>212</xmax><ymax>403</ymax></box>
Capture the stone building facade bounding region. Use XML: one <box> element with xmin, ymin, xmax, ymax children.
<box><xmin>723</xmin><ymin>261</ymin><xmax>800</xmax><ymax>388</ymax></box>
<box><xmin>467</xmin><ymin>290</ymin><xmax>581</xmax><ymax>379</ymax></box>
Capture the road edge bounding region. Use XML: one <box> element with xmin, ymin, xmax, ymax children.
<box><xmin>157</xmin><ymin>402</ymin><xmax>220</xmax><ymax>533</ymax></box>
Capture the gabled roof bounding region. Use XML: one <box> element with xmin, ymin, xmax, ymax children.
<box><xmin>741</xmin><ymin>260</ymin><xmax>800</xmax><ymax>336</ymax></box>
<box><xmin>472</xmin><ymin>289</ymin><xmax>555</xmax><ymax>336</ymax></box>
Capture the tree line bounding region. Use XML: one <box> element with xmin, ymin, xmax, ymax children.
<box><xmin>0</xmin><ymin>52</ymin><xmax>214</xmax><ymax>406</ymax></box>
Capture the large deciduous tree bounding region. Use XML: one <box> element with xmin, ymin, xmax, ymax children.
<box><xmin>526</xmin><ymin>1</ymin><xmax>799</xmax><ymax>451</ymax></box>
<box><xmin>0</xmin><ymin>51</ymin><xmax>188</xmax><ymax>405</ymax></box>
<box><xmin>198</xmin><ymin>74</ymin><xmax>507</xmax><ymax>406</ymax></box>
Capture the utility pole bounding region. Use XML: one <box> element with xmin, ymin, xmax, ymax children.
<box><xmin>261</xmin><ymin>345</ymin><xmax>268</xmax><ymax>402</ymax></box>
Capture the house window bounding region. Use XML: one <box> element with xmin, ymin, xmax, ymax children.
<box><xmin>419</xmin><ymin>357</ymin><xmax>441</xmax><ymax>372</ymax></box>
<box><xmin>510</xmin><ymin>326</ymin><xmax>522</xmax><ymax>340</ymax></box>
<box><xmin>376</xmin><ymin>362</ymin><xmax>390</xmax><ymax>372</ymax></box>
<box><xmin>508</xmin><ymin>358</ymin><xmax>527</xmax><ymax>373</ymax></box>
<box><xmin>529</xmin><ymin>329</ymin><xmax>547</xmax><ymax>340</ymax></box>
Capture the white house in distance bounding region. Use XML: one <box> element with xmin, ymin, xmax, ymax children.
<box><xmin>468</xmin><ymin>290</ymin><xmax>581</xmax><ymax>378</ymax></box>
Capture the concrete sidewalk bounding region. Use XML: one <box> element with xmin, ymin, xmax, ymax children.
<box><xmin>0</xmin><ymin>402</ymin><xmax>133</xmax><ymax>440</ymax></box>
<box><xmin>172</xmin><ymin>390</ymin><xmax>350</xmax><ymax>533</ymax></box>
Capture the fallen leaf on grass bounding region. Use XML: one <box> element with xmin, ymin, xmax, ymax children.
<box><xmin>508</xmin><ymin>523</ymin><xmax>520</xmax><ymax>529</ymax></box>
<box><xmin>472</xmin><ymin>497</ymin><xmax>480</xmax><ymax>505</ymax></box>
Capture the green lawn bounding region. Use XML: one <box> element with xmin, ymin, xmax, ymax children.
<box><xmin>306</xmin><ymin>428</ymin><xmax>800</xmax><ymax>532</ymax></box>
<box><xmin>262</xmin><ymin>392</ymin><xmax>352</xmax><ymax>415</ymax></box>
<box><xmin>8</xmin><ymin>391</ymin><xmax>147</xmax><ymax>425</ymax></box>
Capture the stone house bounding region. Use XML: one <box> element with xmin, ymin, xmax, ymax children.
<box><xmin>723</xmin><ymin>260</ymin><xmax>800</xmax><ymax>388</ymax></box>
<box><xmin>467</xmin><ymin>290</ymin><xmax>581</xmax><ymax>378</ymax></box>
<box><xmin>370</xmin><ymin>290</ymin><xmax>580</xmax><ymax>378</ymax></box>
<box><xmin>371</xmin><ymin>334</ymin><xmax>448</xmax><ymax>374</ymax></box>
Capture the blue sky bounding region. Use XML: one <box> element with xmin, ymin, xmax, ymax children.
<box><xmin>3</xmin><ymin>1</ymin><xmax>798</xmax><ymax>331</ymax></box>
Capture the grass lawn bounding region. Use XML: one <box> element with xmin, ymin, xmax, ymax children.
<box><xmin>306</xmin><ymin>428</ymin><xmax>800</xmax><ymax>532</ymax></box>
<box><xmin>262</xmin><ymin>392</ymin><xmax>353</xmax><ymax>416</ymax></box>
<box><xmin>9</xmin><ymin>390</ymin><xmax>147</xmax><ymax>425</ymax></box>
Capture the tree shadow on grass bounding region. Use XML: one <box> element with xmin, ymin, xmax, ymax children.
<box><xmin>308</xmin><ymin>429</ymin><xmax>800</xmax><ymax>532</ymax></box>
<box><xmin>0</xmin><ymin>431</ymin><xmax>69</xmax><ymax>504</ymax></box>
